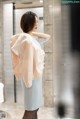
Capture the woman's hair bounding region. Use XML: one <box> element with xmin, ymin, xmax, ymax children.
<box><xmin>20</xmin><ymin>11</ymin><xmax>37</xmax><ymax>33</ymax></box>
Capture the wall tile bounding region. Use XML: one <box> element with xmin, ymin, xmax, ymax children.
<box><xmin>44</xmin><ymin>80</ymin><xmax>54</xmax><ymax>107</ymax></box>
<box><xmin>44</xmin><ymin>25</ymin><xmax>53</xmax><ymax>52</ymax></box>
<box><xmin>44</xmin><ymin>53</ymin><xmax>53</xmax><ymax>81</ymax></box>
<box><xmin>43</xmin><ymin>0</ymin><xmax>53</xmax><ymax>25</ymax></box>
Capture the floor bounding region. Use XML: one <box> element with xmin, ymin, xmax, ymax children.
<box><xmin>0</xmin><ymin>102</ymin><xmax>56</xmax><ymax>119</ymax></box>
<box><xmin>0</xmin><ymin>102</ymin><xmax>74</xmax><ymax>119</ymax></box>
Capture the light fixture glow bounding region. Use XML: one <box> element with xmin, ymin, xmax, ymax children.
<box><xmin>40</xmin><ymin>0</ymin><xmax>43</xmax><ymax>3</ymax></box>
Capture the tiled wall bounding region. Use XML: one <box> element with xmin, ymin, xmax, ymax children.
<box><xmin>43</xmin><ymin>0</ymin><xmax>53</xmax><ymax>107</ymax></box>
<box><xmin>43</xmin><ymin>0</ymin><xmax>62</xmax><ymax>106</ymax></box>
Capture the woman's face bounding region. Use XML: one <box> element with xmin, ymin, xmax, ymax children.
<box><xmin>33</xmin><ymin>16</ymin><xmax>38</xmax><ymax>32</ymax></box>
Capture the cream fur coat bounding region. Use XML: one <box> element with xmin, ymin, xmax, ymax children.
<box><xmin>10</xmin><ymin>33</ymin><xmax>45</xmax><ymax>88</ymax></box>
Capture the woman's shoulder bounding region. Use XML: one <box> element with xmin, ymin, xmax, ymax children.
<box><xmin>11</xmin><ymin>33</ymin><xmax>32</xmax><ymax>42</ymax></box>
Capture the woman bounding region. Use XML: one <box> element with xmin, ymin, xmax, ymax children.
<box><xmin>10</xmin><ymin>11</ymin><xmax>50</xmax><ymax>119</ymax></box>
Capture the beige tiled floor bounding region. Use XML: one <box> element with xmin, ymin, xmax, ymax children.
<box><xmin>0</xmin><ymin>102</ymin><xmax>56</xmax><ymax>119</ymax></box>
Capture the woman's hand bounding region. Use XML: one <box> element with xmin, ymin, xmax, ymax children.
<box><xmin>32</xmin><ymin>32</ymin><xmax>50</xmax><ymax>39</ymax></box>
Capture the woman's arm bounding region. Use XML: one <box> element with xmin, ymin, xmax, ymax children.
<box><xmin>32</xmin><ymin>32</ymin><xmax>50</xmax><ymax>39</ymax></box>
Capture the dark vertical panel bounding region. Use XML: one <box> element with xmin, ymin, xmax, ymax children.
<box><xmin>13</xmin><ymin>2</ymin><xmax>17</xmax><ymax>103</ymax></box>
<box><xmin>70</xmin><ymin>3</ymin><xmax>80</xmax><ymax>52</ymax></box>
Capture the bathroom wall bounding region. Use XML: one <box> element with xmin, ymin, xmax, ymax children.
<box><xmin>43</xmin><ymin>0</ymin><xmax>62</xmax><ymax>106</ymax></box>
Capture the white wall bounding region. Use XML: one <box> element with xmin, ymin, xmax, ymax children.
<box><xmin>3</xmin><ymin>3</ymin><xmax>14</xmax><ymax>102</ymax></box>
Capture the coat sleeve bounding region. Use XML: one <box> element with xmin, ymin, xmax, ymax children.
<box><xmin>22</xmin><ymin>41</ymin><xmax>34</xmax><ymax>88</ymax></box>
<box><xmin>10</xmin><ymin>37</ymin><xmax>21</xmax><ymax>80</ymax></box>
<box><xmin>10</xmin><ymin>40</ymin><xmax>20</xmax><ymax>56</ymax></box>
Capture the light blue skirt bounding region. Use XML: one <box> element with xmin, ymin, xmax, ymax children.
<box><xmin>21</xmin><ymin>75</ymin><xmax>44</xmax><ymax>111</ymax></box>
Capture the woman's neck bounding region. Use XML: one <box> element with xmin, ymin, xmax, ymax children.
<box><xmin>28</xmin><ymin>31</ymin><xmax>33</xmax><ymax>36</ymax></box>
